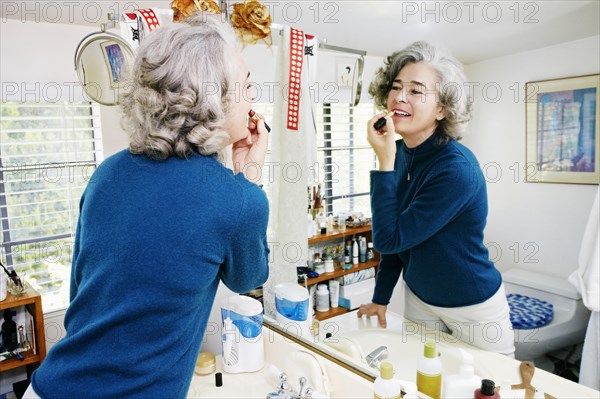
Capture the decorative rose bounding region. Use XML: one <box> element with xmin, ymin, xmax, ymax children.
<box><xmin>230</xmin><ymin>0</ymin><xmax>272</xmax><ymax>45</ymax></box>
<box><xmin>171</xmin><ymin>0</ymin><xmax>221</xmax><ymax>22</ymax></box>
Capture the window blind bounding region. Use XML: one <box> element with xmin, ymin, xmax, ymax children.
<box><xmin>0</xmin><ymin>102</ymin><xmax>103</xmax><ymax>312</ymax></box>
<box><xmin>316</xmin><ymin>103</ymin><xmax>376</xmax><ymax>215</ymax></box>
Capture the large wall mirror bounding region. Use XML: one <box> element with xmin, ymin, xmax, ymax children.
<box><xmin>74</xmin><ymin>28</ymin><xmax>135</xmax><ymax>106</ymax></box>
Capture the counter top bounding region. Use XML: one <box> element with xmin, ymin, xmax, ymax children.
<box><xmin>187</xmin><ymin>324</ymin><xmax>374</xmax><ymax>398</ymax></box>
<box><xmin>314</xmin><ymin>310</ymin><xmax>600</xmax><ymax>399</ymax></box>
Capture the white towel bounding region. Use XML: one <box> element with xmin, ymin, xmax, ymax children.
<box><xmin>262</xmin><ymin>26</ymin><xmax>318</xmax><ymax>318</ymax></box>
<box><xmin>569</xmin><ymin>184</ymin><xmax>600</xmax><ymax>390</ymax></box>
<box><xmin>568</xmin><ymin>185</ymin><xmax>600</xmax><ymax>312</ymax></box>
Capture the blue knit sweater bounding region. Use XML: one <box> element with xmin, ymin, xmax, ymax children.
<box><xmin>32</xmin><ymin>150</ymin><xmax>269</xmax><ymax>399</ymax></box>
<box><xmin>370</xmin><ymin>133</ymin><xmax>501</xmax><ymax>308</ymax></box>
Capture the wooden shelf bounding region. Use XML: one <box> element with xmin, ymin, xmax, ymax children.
<box><xmin>315</xmin><ymin>306</ymin><xmax>350</xmax><ymax>321</ymax></box>
<box><xmin>304</xmin><ymin>260</ymin><xmax>378</xmax><ymax>286</ymax></box>
<box><xmin>0</xmin><ymin>284</ymin><xmax>46</xmax><ymax>375</ymax></box>
<box><xmin>0</xmin><ymin>350</ymin><xmax>39</xmax><ymax>369</ymax></box>
<box><xmin>308</xmin><ymin>225</ymin><xmax>373</xmax><ymax>245</ymax></box>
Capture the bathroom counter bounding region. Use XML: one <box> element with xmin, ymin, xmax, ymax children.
<box><xmin>316</xmin><ymin>310</ymin><xmax>600</xmax><ymax>399</ymax></box>
<box><xmin>186</xmin><ymin>323</ymin><xmax>374</xmax><ymax>398</ymax></box>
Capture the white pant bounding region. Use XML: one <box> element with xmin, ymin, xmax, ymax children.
<box><xmin>403</xmin><ymin>281</ymin><xmax>516</xmax><ymax>357</ymax></box>
<box><xmin>23</xmin><ymin>384</ymin><xmax>41</xmax><ymax>399</ymax></box>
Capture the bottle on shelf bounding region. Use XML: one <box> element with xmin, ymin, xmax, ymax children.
<box><xmin>359</xmin><ymin>236</ymin><xmax>367</xmax><ymax>263</ymax></box>
<box><xmin>352</xmin><ymin>237</ymin><xmax>359</xmax><ymax>265</ymax></box>
<box><xmin>316</xmin><ymin>284</ymin><xmax>330</xmax><ymax>312</ymax></box>
<box><xmin>1</xmin><ymin>308</ymin><xmax>18</xmax><ymax>352</ymax></box>
<box><xmin>367</xmin><ymin>242</ymin><xmax>376</xmax><ymax>261</ymax></box>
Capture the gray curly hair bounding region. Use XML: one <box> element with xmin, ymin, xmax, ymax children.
<box><xmin>368</xmin><ymin>41</ymin><xmax>473</xmax><ymax>143</ymax></box>
<box><xmin>120</xmin><ymin>14</ymin><xmax>242</xmax><ymax>161</ymax></box>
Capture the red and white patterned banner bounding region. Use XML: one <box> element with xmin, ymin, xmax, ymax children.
<box><xmin>287</xmin><ymin>28</ymin><xmax>305</xmax><ymax>131</ymax></box>
<box><xmin>137</xmin><ymin>8</ymin><xmax>160</xmax><ymax>32</ymax></box>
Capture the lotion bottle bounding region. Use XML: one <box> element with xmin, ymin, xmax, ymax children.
<box><xmin>352</xmin><ymin>238</ymin><xmax>359</xmax><ymax>265</ymax></box>
<box><xmin>416</xmin><ymin>342</ymin><xmax>442</xmax><ymax>399</ymax></box>
<box><xmin>442</xmin><ymin>348</ymin><xmax>481</xmax><ymax>398</ymax></box>
<box><xmin>374</xmin><ymin>361</ymin><xmax>400</xmax><ymax>399</ymax></box>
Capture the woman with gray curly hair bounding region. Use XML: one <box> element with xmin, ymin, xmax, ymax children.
<box><xmin>27</xmin><ymin>14</ymin><xmax>270</xmax><ymax>399</ymax></box>
<box><xmin>358</xmin><ymin>41</ymin><xmax>515</xmax><ymax>358</ymax></box>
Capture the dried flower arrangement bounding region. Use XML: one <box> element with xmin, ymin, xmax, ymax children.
<box><xmin>171</xmin><ymin>0</ymin><xmax>272</xmax><ymax>45</ymax></box>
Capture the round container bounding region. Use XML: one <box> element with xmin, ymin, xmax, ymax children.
<box><xmin>195</xmin><ymin>352</ymin><xmax>216</xmax><ymax>375</ymax></box>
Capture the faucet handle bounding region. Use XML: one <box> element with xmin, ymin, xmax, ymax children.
<box><xmin>366</xmin><ymin>345</ymin><xmax>389</xmax><ymax>368</ymax></box>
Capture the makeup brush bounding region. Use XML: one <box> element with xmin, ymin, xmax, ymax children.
<box><xmin>0</xmin><ymin>260</ymin><xmax>23</xmax><ymax>288</ymax></box>
<box><xmin>248</xmin><ymin>110</ymin><xmax>271</xmax><ymax>132</ymax></box>
<box><xmin>374</xmin><ymin>111</ymin><xmax>395</xmax><ymax>130</ymax></box>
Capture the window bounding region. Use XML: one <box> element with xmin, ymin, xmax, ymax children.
<box><xmin>251</xmin><ymin>102</ymin><xmax>375</xmax><ymax>217</ymax></box>
<box><xmin>316</xmin><ymin>103</ymin><xmax>376</xmax><ymax>216</ymax></box>
<box><xmin>0</xmin><ymin>102</ymin><xmax>103</xmax><ymax>313</ymax></box>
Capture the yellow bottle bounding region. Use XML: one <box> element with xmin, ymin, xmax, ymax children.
<box><xmin>374</xmin><ymin>361</ymin><xmax>400</xmax><ymax>399</ymax></box>
<box><xmin>416</xmin><ymin>342</ymin><xmax>442</xmax><ymax>399</ymax></box>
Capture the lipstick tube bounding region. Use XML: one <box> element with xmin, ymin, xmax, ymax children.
<box><xmin>374</xmin><ymin>111</ymin><xmax>395</xmax><ymax>130</ymax></box>
<box><xmin>248</xmin><ymin>110</ymin><xmax>271</xmax><ymax>132</ymax></box>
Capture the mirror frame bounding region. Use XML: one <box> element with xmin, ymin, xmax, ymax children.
<box><xmin>74</xmin><ymin>29</ymin><xmax>135</xmax><ymax>106</ymax></box>
<box><xmin>351</xmin><ymin>55</ymin><xmax>364</xmax><ymax>107</ymax></box>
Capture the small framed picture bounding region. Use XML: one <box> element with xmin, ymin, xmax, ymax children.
<box><xmin>525</xmin><ymin>74</ymin><xmax>599</xmax><ymax>184</ymax></box>
<box><xmin>101</xmin><ymin>41</ymin><xmax>127</xmax><ymax>88</ymax></box>
<box><xmin>336</xmin><ymin>58</ymin><xmax>354</xmax><ymax>88</ymax></box>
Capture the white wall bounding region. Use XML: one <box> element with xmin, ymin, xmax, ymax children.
<box><xmin>462</xmin><ymin>36</ymin><xmax>600</xmax><ymax>278</ymax></box>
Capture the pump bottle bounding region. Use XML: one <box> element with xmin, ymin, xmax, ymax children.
<box><xmin>442</xmin><ymin>348</ymin><xmax>481</xmax><ymax>398</ymax></box>
<box><xmin>416</xmin><ymin>342</ymin><xmax>442</xmax><ymax>399</ymax></box>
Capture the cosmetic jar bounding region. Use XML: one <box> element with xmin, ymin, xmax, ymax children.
<box><xmin>195</xmin><ymin>352</ymin><xmax>216</xmax><ymax>375</ymax></box>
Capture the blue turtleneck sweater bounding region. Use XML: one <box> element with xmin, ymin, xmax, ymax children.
<box><xmin>370</xmin><ymin>134</ymin><xmax>501</xmax><ymax>307</ymax></box>
<box><xmin>31</xmin><ymin>150</ymin><xmax>269</xmax><ymax>399</ymax></box>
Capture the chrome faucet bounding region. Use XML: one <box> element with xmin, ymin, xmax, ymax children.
<box><xmin>266</xmin><ymin>371</ymin><xmax>314</xmax><ymax>399</ymax></box>
<box><xmin>365</xmin><ymin>345</ymin><xmax>389</xmax><ymax>369</ymax></box>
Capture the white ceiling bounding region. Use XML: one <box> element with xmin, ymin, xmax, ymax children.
<box><xmin>4</xmin><ymin>0</ymin><xmax>598</xmax><ymax>64</ymax></box>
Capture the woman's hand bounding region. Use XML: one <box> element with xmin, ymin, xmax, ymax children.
<box><xmin>367</xmin><ymin>112</ymin><xmax>396</xmax><ymax>171</ymax></box>
<box><xmin>357</xmin><ymin>302</ymin><xmax>388</xmax><ymax>328</ymax></box>
<box><xmin>232</xmin><ymin>114</ymin><xmax>269</xmax><ymax>184</ymax></box>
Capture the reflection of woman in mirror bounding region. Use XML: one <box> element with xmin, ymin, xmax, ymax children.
<box><xmin>26</xmin><ymin>14</ymin><xmax>270</xmax><ymax>399</ymax></box>
<box><xmin>359</xmin><ymin>41</ymin><xmax>515</xmax><ymax>356</ymax></box>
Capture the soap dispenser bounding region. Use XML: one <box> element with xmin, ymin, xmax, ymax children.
<box><xmin>442</xmin><ymin>348</ymin><xmax>481</xmax><ymax>398</ymax></box>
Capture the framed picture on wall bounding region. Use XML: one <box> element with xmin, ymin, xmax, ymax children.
<box><xmin>100</xmin><ymin>41</ymin><xmax>127</xmax><ymax>88</ymax></box>
<box><xmin>526</xmin><ymin>74</ymin><xmax>600</xmax><ymax>184</ymax></box>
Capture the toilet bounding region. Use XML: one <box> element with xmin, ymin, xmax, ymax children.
<box><xmin>502</xmin><ymin>268</ymin><xmax>591</xmax><ymax>361</ymax></box>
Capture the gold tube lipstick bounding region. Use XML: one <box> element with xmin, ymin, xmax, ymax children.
<box><xmin>374</xmin><ymin>111</ymin><xmax>395</xmax><ymax>130</ymax></box>
<box><xmin>248</xmin><ymin>110</ymin><xmax>271</xmax><ymax>132</ymax></box>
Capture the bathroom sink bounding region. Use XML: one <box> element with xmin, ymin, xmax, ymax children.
<box><xmin>325</xmin><ymin>328</ymin><xmax>495</xmax><ymax>383</ymax></box>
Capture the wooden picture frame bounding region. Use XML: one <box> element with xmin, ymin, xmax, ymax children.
<box><xmin>526</xmin><ymin>74</ymin><xmax>599</xmax><ymax>184</ymax></box>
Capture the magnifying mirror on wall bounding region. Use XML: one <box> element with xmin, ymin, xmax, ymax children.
<box><xmin>74</xmin><ymin>26</ymin><xmax>135</xmax><ymax>106</ymax></box>
<box><xmin>351</xmin><ymin>55</ymin><xmax>364</xmax><ymax>107</ymax></box>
